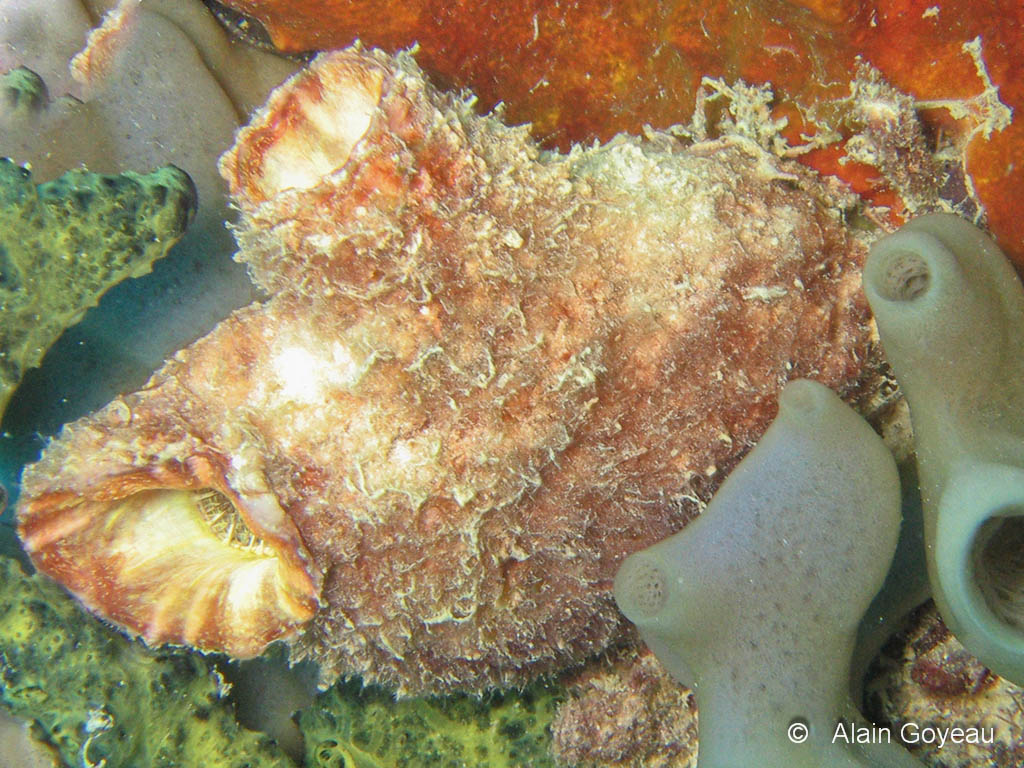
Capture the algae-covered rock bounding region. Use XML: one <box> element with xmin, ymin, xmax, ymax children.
<box><xmin>0</xmin><ymin>156</ymin><xmax>196</xmax><ymax>414</ymax></box>
<box><xmin>0</xmin><ymin>556</ymin><xmax>294</xmax><ymax>768</ymax></box>
<box><xmin>300</xmin><ymin>677</ymin><xmax>564</xmax><ymax>768</ymax></box>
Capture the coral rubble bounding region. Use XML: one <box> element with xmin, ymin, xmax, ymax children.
<box><xmin>867</xmin><ymin>603</ymin><xmax>1024</xmax><ymax>768</ymax></box>
<box><xmin>550</xmin><ymin>646</ymin><xmax>697</xmax><ymax>768</ymax></box>
<box><xmin>0</xmin><ymin>556</ymin><xmax>293</xmax><ymax>768</ymax></box>
<box><xmin>0</xmin><ymin>157</ymin><xmax>196</xmax><ymax>414</ymax></box>
<box><xmin>18</xmin><ymin>45</ymin><xmax>877</xmax><ymax>695</ymax></box>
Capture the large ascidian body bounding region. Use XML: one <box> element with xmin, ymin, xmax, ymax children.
<box><xmin>18</xmin><ymin>46</ymin><xmax>874</xmax><ymax>694</ymax></box>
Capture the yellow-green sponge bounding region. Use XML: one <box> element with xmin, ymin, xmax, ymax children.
<box><xmin>300</xmin><ymin>677</ymin><xmax>564</xmax><ymax>768</ymax></box>
<box><xmin>0</xmin><ymin>155</ymin><xmax>196</xmax><ymax>414</ymax></box>
<box><xmin>0</xmin><ymin>556</ymin><xmax>293</xmax><ymax>767</ymax></box>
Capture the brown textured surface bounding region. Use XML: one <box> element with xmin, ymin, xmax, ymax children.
<box><xmin>20</xmin><ymin>46</ymin><xmax>875</xmax><ymax>694</ymax></box>
<box><xmin>552</xmin><ymin>646</ymin><xmax>697</xmax><ymax>768</ymax></box>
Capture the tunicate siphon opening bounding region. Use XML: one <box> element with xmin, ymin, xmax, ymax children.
<box><xmin>615</xmin><ymin>555</ymin><xmax>668</xmax><ymax>620</ymax></box>
<box><xmin>973</xmin><ymin>511</ymin><xmax>1024</xmax><ymax>631</ymax></box>
<box><xmin>106</xmin><ymin>488</ymin><xmax>272</xmax><ymax>556</ymax></box>
<box><xmin>874</xmin><ymin>249</ymin><xmax>931</xmax><ymax>302</ymax></box>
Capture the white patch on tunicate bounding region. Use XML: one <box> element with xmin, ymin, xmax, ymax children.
<box><xmin>602</xmin><ymin>142</ymin><xmax>648</xmax><ymax>187</ymax></box>
<box><xmin>377</xmin><ymin>436</ymin><xmax>443</xmax><ymax>508</ymax></box>
<box><xmin>390</xmin><ymin>440</ymin><xmax>416</xmax><ymax>466</ymax></box>
<box><xmin>265</xmin><ymin>161</ymin><xmax>327</xmax><ymax>197</ymax></box>
<box><xmin>305</xmin><ymin>232</ymin><xmax>337</xmax><ymax>251</ymax></box>
<box><xmin>329</xmin><ymin>341</ymin><xmax>365</xmax><ymax>384</ymax></box>
<box><xmin>452</xmin><ymin>484</ymin><xmax>477</xmax><ymax>506</ymax></box>
<box><xmin>502</xmin><ymin>229</ymin><xmax>524</xmax><ymax>249</ymax></box>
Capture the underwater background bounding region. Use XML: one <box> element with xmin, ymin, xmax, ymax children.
<box><xmin>2</xmin><ymin>0</ymin><xmax>1024</xmax><ymax>766</ymax></box>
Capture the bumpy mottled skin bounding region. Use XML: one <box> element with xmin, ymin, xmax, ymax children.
<box><xmin>20</xmin><ymin>47</ymin><xmax>874</xmax><ymax>694</ymax></box>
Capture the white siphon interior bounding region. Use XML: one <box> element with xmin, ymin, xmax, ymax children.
<box><xmin>106</xmin><ymin>488</ymin><xmax>277</xmax><ymax>573</ymax></box>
